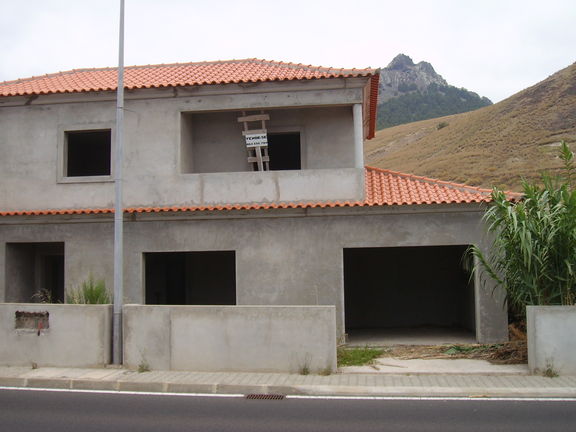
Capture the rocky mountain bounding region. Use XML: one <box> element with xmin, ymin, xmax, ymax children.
<box><xmin>377</xmin><ymin>54</ymin><xmax>492</xmax><ymax>129</ymax></box>
<box><xmin>366</xmin><ymin>62</ymin><xmax>576</xmax><ymax>191</ymax></box>
<box><xmin>378</xmin><ymin>54</ymin><xmax>448</xmax><ymax>102</ymax></box>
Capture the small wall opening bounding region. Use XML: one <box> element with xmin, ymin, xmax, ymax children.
<box><xmin>145</xmin><ymin>251</ymin><xmax>236</xmax><ymax>305</ymax></box>
<box><xmin>343</xmin><ymin>246</ymin><xmax>475</xmax><ymax>344</ymax></box>
<box><xmin>268</xmin><ymin>133</ymin><xmax>301</xmax><ymax>170</ymax></box>
<box><xmin>15</xmin><ymin>311</ymin><xmax>49</xmax><ymax>330</ymax></box>
<box><xmin>66</xmin><ymin>130</ymin><xmax>111</xmax><ymax>177</ymax></box>
<box><xmin>5</xmin><ymin>242</ymin><xmax>65</xmax><ymax>303</ymax></box>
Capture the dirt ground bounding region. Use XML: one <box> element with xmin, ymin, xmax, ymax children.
<box><xmin>379</xmin><ymin>324</ymin><xmax>528</xmax><ymax>365</ymax></box>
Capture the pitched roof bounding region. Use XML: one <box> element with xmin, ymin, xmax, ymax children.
<box><xmin>0</xmin><ymin>167</ymin><xmax>507</xmax><ymax>217</ymax></box>
<box><xmin>0</xmin><ymin>58</ymin><xmax>379</xmax><ymax>139</ymax></box>
<box><xmin>0</xmin><ymin>59</ymin><xmax>377</xmax><ymax>97</ymax></box>
<box><xmin>364</xmin><ymin>166</ymin><xmax>499</xmax><ymax>205</ymax></box>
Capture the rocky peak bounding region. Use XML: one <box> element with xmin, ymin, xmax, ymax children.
<box><xmin>415</xmin><ymin>61</ymin><xmax>437</xmax><ymax>76</ymax></box>
<box><xmin>379</xmin><ymin>54</ymin><xmax>448</xmax><ymax>102</ymax></box>
<box><xmin>387</xmin><ymin>54</ymin><xmax>415</xmax><ymax>70</ymax></box>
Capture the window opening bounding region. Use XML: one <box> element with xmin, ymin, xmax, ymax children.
<box><xmin>66</xmin><ymin>130</ymin><xmax>111</xmax><ymax>177</ymax></box>
<box><xmin>145</xmin><ymin>251</ymin><xmax>236</xmax><ymax>305</ymax></box>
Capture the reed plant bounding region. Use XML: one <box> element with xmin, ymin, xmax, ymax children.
<box><xmin>66</xmin><ymin>275</ymin><xmax>111</xmax><ymax>304</ymax></box>
<box><xmin>470</xmin><ymin>142</ymin><xmax>576</xmax><ymax>318</ymax></box>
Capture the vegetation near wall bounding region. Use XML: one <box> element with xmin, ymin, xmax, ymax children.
<box><xmin>470</xmin><ymin>142</ymin><xmax>576</xmax><ymax>319</ymax></box>
<box><xmin>67</xmin><ymin>275</ymin><xmax>111</xmax><ymax>304</ymax></box>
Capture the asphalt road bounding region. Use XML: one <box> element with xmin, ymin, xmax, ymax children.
<box><xmin>1</xmin><ymin>388</ymin><xmax>575</xmax><ymax>432</ymax></box>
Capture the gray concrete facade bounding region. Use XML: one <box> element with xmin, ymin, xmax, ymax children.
<box><xmin>0</xmin><ymin>204</ymin><xmax>508</xmax><ymax>344</ymax></box>
<box><xmin>0</xmin><ymin>72</ymin><xmax>510</xmax><ymax>360</ymax></box>
<box><xmin>123</xmin><ymin>305</ymin><xmax>336</xmax><ymax>373</ymax></box>
<box><xmin>0</xmin><ymin>78</ymin><xmax>369</xmax><ymax>211</ymax></box>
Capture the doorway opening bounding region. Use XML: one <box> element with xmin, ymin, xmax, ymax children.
<box><xmin>343</xmin><ymin>246</ymin><xmax>475</xmax><ymax>345</ymax></box>
<box><xmin>5</xmin><ymin>242</ymin><xmax>65</xmax><ymax>303</ymax></box>
<box><xmin>268</xmin><ymin>132</ymin><xmax>301</xmax><ymax>170</ymax></box>
<box><xmin>144</xmin><ymin>251</ymin><xmax>236</xmax><ymax>305</ymax></box>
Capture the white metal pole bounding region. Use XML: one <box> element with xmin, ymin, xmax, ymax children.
<box><xmin>113</xmin><ymin>0</ymin><xmax>125</xmax><ymax>365</ymax></box>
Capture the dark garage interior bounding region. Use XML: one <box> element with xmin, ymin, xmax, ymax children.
<box><xmin>344</xmin><ymin>246</ymin><xmax>475</xmax><ymax>344</ymax></box>
<box><xmin>145</xmin><ymin>251</ymin><xmax>236</xmax><ymax>305</ymax></box>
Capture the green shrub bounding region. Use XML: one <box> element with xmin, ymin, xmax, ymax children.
<box><xmin>67</xmin><ymin>275</ymin><xmax>111</xmax><ymax>304</ymax></box>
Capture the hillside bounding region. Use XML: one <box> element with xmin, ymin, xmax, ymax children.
<box><xmin>366</xmin><ymin>62</ymin><xmax>576</xmax><ymax>191</ymax></box>
<box><xmin>377</xmin><ymin>54</ymin><xmax>492</xmax><ymax>129</ymax></box>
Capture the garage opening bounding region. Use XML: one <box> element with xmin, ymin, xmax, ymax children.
<box><xmin>145</xmin><ymin>251</ymin><xmax>236</xmax><ymax>305</ymax></box>
<box><xmin>5</xmin><ymin>242</ymin><xmax>65</xmax><ymax>303</ymax></box>
<box><xmin>343</xmin><ymin>246</ymin><xmax>475</xmax><ymax>345</ymax></box>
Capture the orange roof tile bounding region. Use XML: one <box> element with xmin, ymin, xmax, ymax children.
<box><xmin>363</xmin><ymin>166</ymin><xmax>502</xmax><ymax>205</ymax></box>
<box><xmin>1</xmin><ymin>167</ymin><xmax>515</xmax><ymax>218</ymax></box>
<box><xmin>0</xmin><ymin>59</ymin><xmax>377</xmax><ymax>97</ymax></box>
<box><xmin>1</xmin><ymin>58</ymin><xmax>379</xmax><ymax>139</ymax></box>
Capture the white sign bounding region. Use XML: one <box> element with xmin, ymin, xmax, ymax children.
<box><xmin>245</xmin><ymin>133</ymin><xmax>268</xmax><ymax>148</ymax></box>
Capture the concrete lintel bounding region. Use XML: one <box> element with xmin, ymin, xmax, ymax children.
<box><xmin>0</xmin><ymin>202</ymin><xmax>487</xmax><ymax>226</ymax></box>
<box><xmin>0</xmin><ymin>77</ymin><xmax>370</xmax><ymax>107</ymax></box>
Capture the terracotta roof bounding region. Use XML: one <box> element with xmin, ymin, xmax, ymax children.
<box><xmin>0</xmin><ymin>59</ymin><xmax>376</xmax><ymax>96</ymax></box>
<box><xmin>0</xmin><ymin>167</ymin><xmax>510</xmax><ymax>217</ymax></box>
<box><xmin>1</xmin><ymin>58</ymin><xmax>379</xmax><ymax>139</ymax></box>
<box><xmin>364</xmin><ymin>166</ymin><xmax>499</xmax><ymax>205</ymax></box>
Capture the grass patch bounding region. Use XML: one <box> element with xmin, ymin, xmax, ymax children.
<box><xmin>337</xmin><ymin>347</ymin><xmax>383</xmax><ymax>367</ymax></box>
<box><xmin>443</xmin><ymin>344</ymin><xmax>501</xmax><ymax>356</ymax></box>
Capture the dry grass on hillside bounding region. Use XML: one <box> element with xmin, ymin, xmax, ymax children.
<box><xmin>366</xmin><ymin>63</ymin><xmax>576</xmax><ymax>191</ymax></box>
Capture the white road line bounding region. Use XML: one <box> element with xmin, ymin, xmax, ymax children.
<box><xmin>287</xmin><ymin>395</ymin><xmax>576</xmax><ymax>402</ymax></box>
<box><xmin>0</xmin><ymin>386</ymin><xmax>243</xmax><ymax>398</ymax></box>
<box><xmin>0</xmin><ymin>386</ymin><xmax>575</xmax><ymax>402</ymax></box>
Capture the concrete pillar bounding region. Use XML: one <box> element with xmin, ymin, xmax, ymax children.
<box><xmin>352</xmin><ymin>104</ymin><xmax>364</xmax><ymax>169</ymax></box>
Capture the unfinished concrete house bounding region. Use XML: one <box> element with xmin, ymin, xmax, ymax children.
<box><xmin>0</xmin><ymin>59</ymin><xmax>508</xmax><ymax>370</ymax></box>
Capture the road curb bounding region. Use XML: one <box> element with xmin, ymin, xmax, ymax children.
<box><xmin>1</xmin><ymin>376</ymin><xmax>575</xmax><ymax>399</ymax></box>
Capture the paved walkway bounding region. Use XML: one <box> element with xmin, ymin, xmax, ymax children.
<box><xmin>0</xmin><ymin>366</ymin><xmax>575</xmax><ymax>398</ymax></box>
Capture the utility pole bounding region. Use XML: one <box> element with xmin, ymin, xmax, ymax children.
<box><xmin>113</xmin><ymin>0</ymin><xmax>125</xmax><ymax>365</ymax></box>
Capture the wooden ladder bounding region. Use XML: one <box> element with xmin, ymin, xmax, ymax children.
<box><xmin>238</xmin><ymin>111</ymin><xmax>270</xmax><ymax>171</ymax></box>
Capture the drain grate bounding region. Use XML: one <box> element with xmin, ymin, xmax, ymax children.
<box><xmin>245</xmin><ymin>394</ymin><xmax>285</xmax><ymax>400</ymax></box>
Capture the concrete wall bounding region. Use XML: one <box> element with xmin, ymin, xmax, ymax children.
<box><xmin>123</xmin><ymin>305</ymin><xmax>336</xmax><ymax>373</ymax></box>
<box><xmin>0</xmin><ymin>79</ymin><xmax>366</xmax><ymax>211</ymax></box>
<box><xmin>0</xmin><ymin>205</ymin><xmax>508</xmax><ymax>344</ymax></box>
<box><xmin>0</xmin><ymin>304</ymin><xmax>112</xmax><ymax>367</ymax></box>
<box><xmin>527</xmin><ymin>306</ymin><xmax>576</xmax><ymax>375</ymax></box>
<box><xmin>122</xmin><ymin>206</ymin><xmax>507</xmax><ymax>343</ymax></box>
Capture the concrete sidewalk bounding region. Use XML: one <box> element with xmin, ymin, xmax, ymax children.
<box><xmin>0</xmin><ymin>366</ymin><xmax>575</xmax><ymax>398</ymax></box>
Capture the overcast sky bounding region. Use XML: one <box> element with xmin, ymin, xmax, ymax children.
<box><xmin>1</xmin><ymin>0</ymin><xmax>574</xmax><ymax>102</ymax></box>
